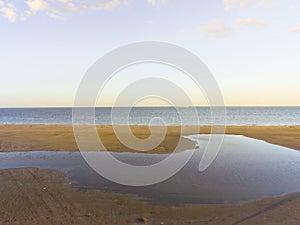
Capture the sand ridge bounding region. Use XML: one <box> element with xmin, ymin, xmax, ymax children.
<box><xmin>0</xmin><ymin>125</ymin><xmax>299</xmax><ymax>152</ymax></box>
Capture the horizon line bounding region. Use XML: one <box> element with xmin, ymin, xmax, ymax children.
<box><xmin>0</xmin><ymin>105</ymin><xmax>300</xmax><ymax>109</ymax></box>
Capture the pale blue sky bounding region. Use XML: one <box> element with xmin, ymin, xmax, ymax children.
<box><xmin>0</xmin><ymin>0</ymin><xmax>300</xmax><ymax>107</ymax></box>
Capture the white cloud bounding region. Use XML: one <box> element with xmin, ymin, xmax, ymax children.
<box><xmin>224</xmin><ymin>0</ymin><xmax>250</xmax><ymax>10</ymax></box>
<box><xmin>100</xmin><ymin>0</ymin><xmax>122</xmax><ymax>10</ymax></box>
<box><xmin>64</xmin><ymin>2</ymin><xmax>82</xmax><ymax>12</ymax></box>
<box><xmin>287</xmin><ymin>24</ymin><xmax>300</xmax><ymax>33</ymax></box>
<box><xmin>202</xmin><ymin>19</ymin><xmax>232</xmax><ymax>38</ymax></box>
<box><xmin>47</xmin><ymin>0</ymin><xmax>128</xmax><ymax>18</ymax></box>
<box><xmin>224</xmin><ymin>0</ymin><xmax>272</xmax><ymax>10</ymax></box>
<box><xmin>147</xmin><ymin>0</ymin><xmax>169</xmax><ymax>7</ymax></box>
<box><xmin>0</xmin><ymin>2</ymin><xmax>16</xmax><ymax>22</ymax></box>
<box><xmin>47</xmin><ymin>2</ymin><xmax>83</xmax><ymax>18</ymax></box>
<box><xmin>26</xmin><ymin>0</ymin><xmax>48</xmax><ymax>14</ymax></box>
<box><xmin>58</xmin><ymin>0</ymin><xmax>71</xmax><ymax>3</ymax></box>
<box><xmin>288</xmin><ymin>4</ymin><xmax>296</xmax><ymax>12</ymax></box>
<box><xmin>257</xmin><ymin>0</ymin><xmax>271</xmax><ymax>9</ymax></box>
<box><xmin>236</xmin><ymin>18</ymin><xmax>269</xmax><ymax>28</ymax></box>
<box><xmin>178</xmin><ymin>30</ymin><xmax>186</xmax><ymax>37</ymax></box>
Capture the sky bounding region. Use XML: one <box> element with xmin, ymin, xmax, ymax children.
<box><xmin>0</xmin><ymin>0</ymin><xmax>300</xmax><ymax>107</ymax></box>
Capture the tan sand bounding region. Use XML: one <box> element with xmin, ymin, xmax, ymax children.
<box><xmin>0</xmin><ymin>125</ymin><xmax>299</xmax><ymax>152</ymax></box>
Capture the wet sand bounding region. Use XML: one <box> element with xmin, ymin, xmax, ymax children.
<box><xmin>1</xmin><ymin>125</ymin><xmax>300</xmax><ymax>224</ymax></box>
<box><xmin>1</xmin><ymin>168</ymin><xmax>299</xmax><ymax>225</ymax></box>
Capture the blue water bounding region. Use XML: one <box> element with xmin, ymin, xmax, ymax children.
<box><xmin>0</xmin><ymin>107</ymin><xmax>299</xmax><ymax>126</ymax></box>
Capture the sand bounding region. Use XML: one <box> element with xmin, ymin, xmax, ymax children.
<box><xmin>0</xmin><ymin>125</ymin><xmax>299</xmax><ymax>152</ymax></box>
<box><xmin>0</xmin><ymin>125</ymin><xmax>300</xmax><ymax>224</ymax></box>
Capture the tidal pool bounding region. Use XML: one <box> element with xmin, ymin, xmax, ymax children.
<box><xmin>1</xmin><ymin>135</ymin><xmax>300</xmax><ymax>205</ymax></box>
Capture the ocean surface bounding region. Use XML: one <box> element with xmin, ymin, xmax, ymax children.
<box><xmin>0</xmin><ymin>107</ymin><xmax>299</xmax><ymax>126</ymax></box>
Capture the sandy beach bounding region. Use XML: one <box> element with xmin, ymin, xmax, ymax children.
<box><xmin>0</xmin><ymin>125</ymin><xmax>300</xmax><ymax>225</ymax></box>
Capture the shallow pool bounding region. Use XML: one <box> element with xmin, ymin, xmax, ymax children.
<box><xmin>1</xmin><ymin>135</ymin><xmax>299</xmax><ymax>205</ymax></box>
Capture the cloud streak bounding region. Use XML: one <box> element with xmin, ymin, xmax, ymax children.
<box><xmin>235</xmin><ymin>18</ymin><xmax>269</xmax><ymax>28</ymax></box>
<box><xmin>201</xmin><ymin>17</ymin><xmax>270</xmax><ymax>39</ymax></box>
<box><xmin>100</xmin><ymin>0</ymin><xmax>122</xmax><ymax>10</ymax></box>
<box><xmin>0</xmin><ymin>0</ymin><xmax>161</xmax><ymax>22</ymax></box>
<box><xmin>287</xmin><ymin>24</ymin><xmax>300</xmax><ymax>33</ymax></box>
<box><xmin>147</xmin><ymin>0</ymin><xmax>170</xmax><ymax>6</ymax></box>
<box><xmin>224</xmin><ymin>0</ymin><xmax>251</xmax><ymax>10</ymax></box>
<box><xmin>224</xmin><ymin>0</ymin><xmax>272</xmax><ymax>10</ymax></box>
<box><xmin>202</xmin><ymin>19</ymin><xmax>232</xmax><ymax>39</ymax></box>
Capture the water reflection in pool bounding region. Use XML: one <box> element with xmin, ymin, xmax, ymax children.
<box><xmin>0</xmin><ymin>135</ymin><xmax>299</xmax><ymax>205</ymax></box>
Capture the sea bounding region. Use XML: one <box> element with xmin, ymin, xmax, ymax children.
<box><xmin>0</xmin><ymin>107</ymin><xmax>299</xmax><ymax>126</ymax></box>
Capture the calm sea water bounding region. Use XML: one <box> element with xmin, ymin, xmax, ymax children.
<box><xmin>0</xmin><ymin>107</ymin><xmax>299</xmax><ymax>126</ymax></box>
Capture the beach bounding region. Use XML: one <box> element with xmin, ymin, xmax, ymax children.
<box><xmin>1</xmin><ymin>125</ymin><xmax>300</xmax><ymax>225</ymax></box>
